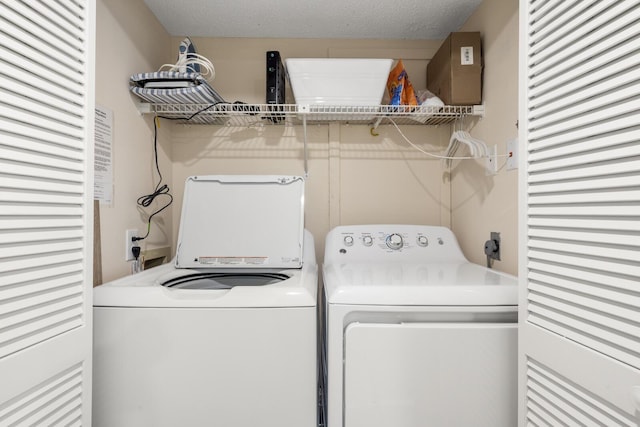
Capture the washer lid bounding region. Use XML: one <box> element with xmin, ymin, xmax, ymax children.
<box><xmin>176</xmin><ymin>175</ymin><xmax>305</xmax><ymax>269</ymax></box>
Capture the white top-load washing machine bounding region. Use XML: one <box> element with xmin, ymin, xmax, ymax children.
<box><xmin>323</xmin><ymin>225</ymin><xmax>518</xmax><ymax>427</ymax></box>
<box><xmin>93</xmin><ymin>175</ymin><xmax>318</xmax><ymax>427</ymax></box>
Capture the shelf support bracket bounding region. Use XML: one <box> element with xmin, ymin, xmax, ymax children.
<box><xmin>370</xmin><ymin>116</ymin><xmax>384</xmax><ymax>136</ymax></box>
<box><xmin>472</xmin><ymin>104</ymin><xmax>485</xmax><ymax>117</ymax></box>
<box><xmin>136</xmin><ymin>101</ymin><xmax>153</xmax><ymax>116</ymax></box>
<box><xmin>302</xmin><ymin>113</ymin><xmax>309</xmax><ymax>178</ymax></box>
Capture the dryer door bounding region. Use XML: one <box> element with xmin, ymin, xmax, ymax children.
<box><xmin>343</xmin><ymin>322</ymin><xmax>517</xmax><ymax>427</ymax></box>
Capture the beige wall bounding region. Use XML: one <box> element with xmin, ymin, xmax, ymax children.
<box><xmin>96</xmin><ymin>0</ymin><xmax>518</xmax><ymax>280</ymax></box>
<box><xmin>168</xmin><ymin>37</ymin><xmax>451</xmax><ymax>261</ymax></box>
<box><xmin>452</xmin><ymin>0</ymin><xmax>519</xmax><ymax>274</ymax></box>
<box><xmin>171</xmin><ymin>122</ymin><xmax>450</xmax><ymax>262</ymax></box>
<box><xmin>96</xmin><ymin>0</ymin><xmax>173</xmax><ymax>282</ymax></box>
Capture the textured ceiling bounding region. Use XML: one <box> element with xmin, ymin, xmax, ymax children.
<box><xmin>143</xmin><ymin>0</ymin><xmax>483</xmax><ymax>40</ymax></box>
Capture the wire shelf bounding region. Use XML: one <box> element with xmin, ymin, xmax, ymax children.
<box><xmin>141</xmin><ymin>103</ymin><xmax>480</xmax><ymax>126</ymax></box>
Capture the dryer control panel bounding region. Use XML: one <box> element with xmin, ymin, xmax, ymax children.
<box><xmin>325</xmin><ymin>224</ymin><xmax>467</xmax><ymax>264</ymax></box>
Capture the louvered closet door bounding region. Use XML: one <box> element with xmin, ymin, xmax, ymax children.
<box><xmin>0</xmin><ymin>1</ymin><xmax>95</xmax><ymax>425</ymax></box>
<box><xmin>519</xmin><ymin>0</ymin><xmax>640</xmax><ymax>425</ymax></box>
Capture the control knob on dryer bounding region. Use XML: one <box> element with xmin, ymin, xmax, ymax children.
<box><xmin>385</xmin><ymin>233</ymin><xmax>404</xmax><ymax>250</ymax></box>
<box><xmin>343</xmin><ymin>235</ymin><xmax>354</xmax><ymax>247</ymax></box>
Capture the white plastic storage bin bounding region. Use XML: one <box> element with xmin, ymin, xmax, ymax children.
<box><xmin>285</xmin><ymin>58</ymin><xmax>393</xmax><ymax>106</ymax></box>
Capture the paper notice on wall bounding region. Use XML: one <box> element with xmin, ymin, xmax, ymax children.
<box><xmin>94</xmin><ymin>105</ymin><xmax>113</xmax><ymax>205</ymax></box>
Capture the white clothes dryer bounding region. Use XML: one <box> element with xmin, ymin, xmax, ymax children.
<box><xmin>322</xmin><ymin>225</ymin><xmax>518</xmax><ymax>427</ymax></box>
<box><xmin>93</xmin><ymin>176</ymin><xmax>318</xmax><ymax>427</ymax></box>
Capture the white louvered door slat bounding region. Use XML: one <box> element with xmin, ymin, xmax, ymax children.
<box><xmin>528</xmin><ymin>271</ymin><xmax>640</xmax><ymax>307</ymax></box>
<box><xmin>0</xmin><ymin>13</ymin><xmax>84</xmax><ymax>75</ymax></box>
<box><xmin>0</xmin><ymin>190</ymin><xmax>85</xmax><ymax>205</ymax></box>
<box><xmin>0</xmin><ymin>35</ymin><xmax>84</xmax><ymax>96</ymax></box>
<box><xmin>0</xmin><ymin>2</ymin><xmax>84</xmax><ymax>50</ymax></box>
<box><xmin>0</xmin><ymin>364</ymin><xmax>83</xmax><ymax>425</ymax></box>
<box><xmin>529</xmin><ymin>239</ymin><xmax>638</xmax><ymax>263</ymax></box>
<box><xmin>0</xmin><ymin>176</ymin><xmax>83</xmax><ymax>194</ymax></box>
<box><xmin>0</xmin><ymin>276</ymin><xmax>84</xmax><ymax>306</ymax></box>
<box><xmin>530</xmin><ymin>153</ymin><xmax>640</xmax><ymax>180</ymax></box>
<box><xmin>0</xmin><ymin>0</ymin><xmax>94</xmax><ymax>425</ymax></box>
<box><xmin>529</xmin><ymin>2</ymin><xmax>639</xmax><ymax>81</ymax></box>
<box><xmin>519</xmin><ymin>0</ymin><xmax>640</xmax><ymax>425</ymax></box>
<box><xmin>528</xmin><ymin>0</ymin><xmax>597</xmax><ymax>42</ymax></box>
<box><xmin>529</xmin><ymin>99</ymin><xmax>640</xmax><ymax>141</ymax></box>
<box><xmin>530</xmin><ymin>59</ymin><xmax>640</xmax><ymax>117</ymax></box>
<box><xmin>0</xmin><ymin>74</ymin><xmax>86</xmax><ymax>117</ymax></box>
<box><xmin>41</xmin><ymin>1</ymin><xmax>87</xmax><ymax>30</ymax></box>
<box><xmin>0</xmin><ymin>217</ymin><xmax>84</xmax><ymax>230</ymax></box>
<box><xmin>0</xmin><ymin>105</ymin><xmax>85</xmax><ymax>139</ymax></box>
<box><xmin>527</xmin><ymin>360</ymin><xmax>636</xmax><ymax>426</ymax></box>
<box><xmin>528</xmin><ymin>282</ymin><xmax>640</xmax><ymax>322</ymax></box>
<box><xmin>0</xmin><ymin>163</ymin><xmax>83</xmax><ymax>183</ymax></box>
<box><xmin>0</xmin><ymin>205</ymin><xmax>84</xmax><ymax>217</ymax></box>
<box><xmin>0</xmin><ymin>241</ymin><xmax>85</xmax><ymax>262</ymax></box>
<box><xmin>0</xmin><ymin>146</ymin><xmax>83</xmax><ymax>171</ymax></box>
<box><xmin>0</xmin><ymin>59</ymin><xmax>84</xmax><ymax>107</ymax></box>
<box><xmin>0</xmin><ymin>118</ymin><xmax>85</xmax><ymax>149</ymax></box>
<box><xmin>0</xmin><ymin>89</ymin><xmax>86</xmax><ymax>129</ymax></box>
<box><xmin>1</xmin><ymin>252</ymin><xmax>84</xmax><ymax>277</ymax></box>
<box><xmin>529</xmin><ymin>228</ymin><xmax>638</xmax><ymax>247</ymax></box>
<box><xmin>3</xmin><ymin>265</ymin><xmax>84</xmax><ymax>291</ymax></box>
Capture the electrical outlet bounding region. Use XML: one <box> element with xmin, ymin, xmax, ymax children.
<box><xmin>125</xmin><ymin>229</ymin><xmax>139</xmax><ymax>261</ymax></box>
<box><xmin>507</xmin><ymin>138</ymin><xmax>518</xmax><ymax>170</ymax></box>
<box><xmin>485</xmin><ymin>144</ymin><xmax>498</xmax><ymax>176</ymax></box>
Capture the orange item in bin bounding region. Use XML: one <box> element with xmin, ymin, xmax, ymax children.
<box><xmin>386</xmin><ymin>59</ymin><xmax>418</xmax><ymax>106</ymax></box>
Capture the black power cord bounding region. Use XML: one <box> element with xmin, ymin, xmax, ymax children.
<box><xmin>133</xmin><ymin>116</ymin><xmax>173</xmax><ymax>242</ymax></box>
<box><xmin>133</xmin><ymin>100</ymin><xmax>254</xmax><ymax>243</ymax></box>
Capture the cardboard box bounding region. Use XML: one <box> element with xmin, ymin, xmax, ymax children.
<box><xmin>427</xmin><ymin>32</ymin><xmax>483</xmax><ymax>105</ymax></box>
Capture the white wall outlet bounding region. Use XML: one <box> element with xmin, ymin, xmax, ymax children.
<box><xmin>507</xmin><ymin>138</ymin><xmax>518</xmax><ymax>170</ymax></box>
<box><xmin>485</xmin><ymin>144</ymin><xmax>498</xmax><ymax>176</ymax></box>
<box><xmin>125</xmin><ymin>229</ymin><xmax>139</xmax><ymax>261</ymax></box>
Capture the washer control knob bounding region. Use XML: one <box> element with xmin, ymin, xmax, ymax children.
<box><xmin>344</xmin><ymin>235</ymin><xmax>354</xmax><ymax>246</ymax></box>
<box><xmin>386</xmin><ymin>233</ymin><xmax>404</xmax><ymax>250</ymax></box>
<box><xmin>417</xmin><ymin>235</ymin><xmax>429</xmax><ymax>247</ymax></box>
<box><xmin>363</xmin><ymin>235</ymin><xmax>374</xmax><ymax>246</ymax></box>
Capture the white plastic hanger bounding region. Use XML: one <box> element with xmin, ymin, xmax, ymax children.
<box><xmin>444</xmin><ymin>130</ymin><xmax>490</xmax><ymax>168</ymax></box>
